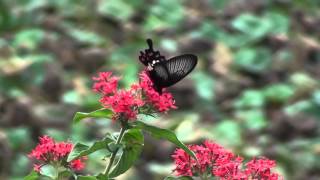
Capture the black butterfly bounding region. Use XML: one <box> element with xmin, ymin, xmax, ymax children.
<box><xmin>139</xmin><ymin>39</ymin><xmax>197</xmax><ymax>93</ymax></box>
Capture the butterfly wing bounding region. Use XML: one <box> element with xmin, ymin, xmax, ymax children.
<box><xmin>149</xmin><ymin>54</ymin><xmax>197</xmax><ymax>92</ymax></box>
<box><xmin>163</xmin><ymin>54</ymin><xmax>197</xmax><ymax>87</ymax></box>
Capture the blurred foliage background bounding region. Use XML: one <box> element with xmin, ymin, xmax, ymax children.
<box><xmin>1</xmin><ymin>0</ymin><xmax>320</xmax><ymax>179</ymax></box>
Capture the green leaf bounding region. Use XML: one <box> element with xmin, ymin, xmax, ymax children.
<box><xmin>109</xmin><ymin>129</ymin><xmax>144</xmax><ymax>178</ymax></box>
<box><xmin>40</xmin><ymin>164</ymin><xmax>58</xmax><ymax>179</ymax></box>
<box><xmin>78</xmin><ymin>175</ymin><xmax>98</xmax><ymax>180</ymax></box>
<box><xmin>12</xmin><ymin>28</ymin><xmax>45</xmax><ymax>50</ymax></box>
<box><xmin>231</xmin><ymin>13</ymin><xmax>272</xmax><ymax>40</ymax></box>
<box><xmin>73</xmin><ymin>108</ymin><xmax>113</xmax><ymax>124</ymax></box>
<box><xmin>263</xmin><ymin>84</ymin><xmax>294</xmax><ymax>103</ymax></box>
<box><xmin>131</xmin><ymin>121</ymin><xmax>197</xmax><ymax>160</ymax></box>
<box><xmin>67</xmin><ymin>136</ymin><xmax>114</xmax><ymax>162</ymax></box>
<box><xmin>24</xmin><ymin>171</ymin><xmax>39</xmax><ymax>180</ymax></box>
<box><xmin>234</xmin><ymin>48</ymin><xmax>272</xmax><ymax>73</ymax></box>
<box><xmin>96</xmin><ymin>174</ymin><xmax>109</xmax><ymax>180</ymax></box>
<box><xmin>234</xmin><ymin>90</ymin><xmax>265</xmax><ymax>109</ymax></box>
<box><xmin>68</xmin><ymin>29</ymin><xmax>105</xmax><ymax>46</ymax></box>
<box><xmin>192</xmin><ymin>71</ymin><xmax>215</xmax><ymax>100</ymax></box>
<box><xmin>290</xmin><ymin>72</ymin><xmax>318</xmax><ymax>89</ymax></box>
<box><xmin>97</xmin><ymin>0</ymin><xmax>143</xmax><ymax>21</ymax></box>
<box><xmin>58</xmin><ymin>170</ymin><xmax>72</xmax><ymax>179</ymax></box>
<box><xmin>265</xmin><ymin>12</ymin><xmax>289</xmax><ymax>35</ymax></box>
<box><xmin>212</xmin><ymin>120</ymin><xmax>242</xmax><ymax>147</ymax></box>
<box><xmin>164</xmin><ymin>176</ymin><xmax>193</xmax><ymax>180</ymax></box>
<box><xmin>144</xmin><ymin>0</ymin><xmax>184</xmax><ymax>31</ymax></box>
<box><xmin>235</xmin><ymin>109</ymin><xmax>267</xmax><ymax>130</ymax></box>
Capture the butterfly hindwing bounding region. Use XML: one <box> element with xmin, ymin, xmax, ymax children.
<box><xmin>163</xmin><ymin>54</ymin><xmax>197</xmax><ymax>87</ymax></box>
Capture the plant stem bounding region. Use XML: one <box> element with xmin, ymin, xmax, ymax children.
<box><xmin>103</xmin><ymin>126</ymin><xmax>127</xmax><ymax>176</ymax></box>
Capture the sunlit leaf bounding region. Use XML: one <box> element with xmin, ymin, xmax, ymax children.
<box><xmin>263</xmin><ymin>84</ymin><xmax>294</xmax><ymax>103</ymax></box>
<box><xmin>68</xmin><ymin>29</ymin><xmax>105</xmax><ymax>46</ymax></box>
<box><xmin>212</xmin><ymin>120</ymin><xmax>242</xmax><ymax>147</ymax></box>
<box><xmin>67</xmin><ymin>136</ymin><xmax>114</xmax><ymax>162</ymax></box>
<box><xmin>234</xmin><ymin>48</ymin><xmax>272</xmax><ymax>73</ymax></box>
<box><xmin>265</xmin><ymin>12</ymin><xmax>289</xmax><ymax>35</ymax></box>
<box><xmin>73</xmin><ymin>108</ymin><xmax>113</xmax><ymax>124</ymax></box>
<box><xmin>231</xmin><ymin>13</ymin><xmax>272</xmax><ymax>40</ymax></box>
<box><xmin>235</xmin><ymin>109</ymin><xmax>267</xmax><ymax>130</ymax></box>
<box><xmin>12</xmin><ymin>29</ymin><xmax>45</xmax><ymax>50</ymax></box>
<box><xmin>40</xmin><ymin>164</ymin><xmax>58</xmax><ymax>179</ymax></box>
<box><xmin>131</xmin><ymin>121</ymin><xmax>197</xmax><ymax>160</ymax></box>
<box><xmin>234</xmin><ymin>90</ymin><xmax>265</xmax><ymax>109</ymax></box>
<box><xmin>24</xmin><ymin>171</ymin><xmax>39</xmax><ymax>180</ymax></box>
<box><xmin>192</xmin><ymin>72</ymin><xmax>215</xmax><ymax>100</ymax></box>
<box><xmin>78</xmin><ymin>175</ymin><xmax>98</xmax><ymax>180</ymax></box>
<box><xmin>144</xmin><ymin>0</ymin><xmax>184</xmax><ymax>31</ymax></box>
<box><xmin>97</xmin><ymin>0</ymin><xmax>143</xmax><ymax>21</ymax></box>
<box><xmin>109</xmin><ymin>129</ymin><xmax>144</xmax><ymax>178</ymax></box>
<box><xmin>164</xmin><ymin>176</ymin><xmax>193</xmax><ymax>180</ymax></box>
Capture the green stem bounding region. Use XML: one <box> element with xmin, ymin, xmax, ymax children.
<box><xmin>103</xmin><ymin>126</ymin><xmax>127</xmax><ymax>176</ymax></box>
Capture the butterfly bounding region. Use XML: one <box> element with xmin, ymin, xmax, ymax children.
<box><xmin>139</xmin><ymin>39</ymin><xmax>197</xmax><ymax>93</ymax></box>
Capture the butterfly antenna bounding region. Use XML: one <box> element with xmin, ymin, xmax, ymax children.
<box><xmin>146</xmin><ymin>39</ymin><xmax>153</xmax><ymax>50</ymax></box>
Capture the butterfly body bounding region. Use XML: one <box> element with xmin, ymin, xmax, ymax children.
<box><xmin>139</xmin><ymin>39</ymin><xmax>197</xmax><ymax>93</ymax></box>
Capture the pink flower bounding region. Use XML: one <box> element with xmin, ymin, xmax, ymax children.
<box><xmin>172</xmin><ymin>148</ymin><xmax>194</xmax><ymax>176</ymax></box>
<box><xmin>70</xmin><ymin>157</ymin><xmax>87</xmax><ymax>171</ymax></box>
<box><xmin>28</xmin><ymin>136</ymin><xmax>86</xmax><ymax>172</ymax></box>
<box><xmin>172</xmin><ymin>141</ymin><xmax>281</xmax><ymax>180</ymax></box>
<box><xmin>139</xmin><ymin>71</ymin><xmax>177</xmax><ymax>112</ymax></box>
<box><xmin>245</xmin><ymin>158</ymin><xmax>281</xmax><ymax>180</ymax></box>
<box><xmin>92</xmin><ymin>71</ymin><xmax>177</xmax><ymax>121</ymax></box>
<box><xmin>100</xmin><ymin>89</ymin><xmax>144</xmax><ymax>120</ymax></box>
<box><xmin>33</xmin><ymin>164</ymin><xmax>41</xmax><ymax>172</ymax></box>
<box><xmin>93</xmin><ymin>72</ymin><xmax>119</xmax><ymax>95</ymax></box>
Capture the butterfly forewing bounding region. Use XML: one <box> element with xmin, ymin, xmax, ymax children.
<box><xmin>163</xmin><ymin>54</ymin><xmax>197</xmax><ymax>86</ymax></box>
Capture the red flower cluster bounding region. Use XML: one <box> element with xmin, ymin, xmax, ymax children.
<box><xmin>101</xmin><ymin>89</ymin><xmax>144</xmax><ymax>119</ymax></box>
<box><xmin>172</xmin><ymin>141</ymin><xmax>281</xmax><ymax>180</ymax></box>
<box><xmin>28</xmin><ymin>136</ymin><xmax>86</xmax><ymax>172</ymax></box>
<box><xmin>92</xmin><ymin>71</ymin><xmax>176</xmax><ymax>120</ymax></box>
<box><xmin>139</xmin><ymin>71</ymin><xmax>177</xmax><ymax>112</ymax></box>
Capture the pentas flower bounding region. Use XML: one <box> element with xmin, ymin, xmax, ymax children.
<box><xmin>28</xmin><ymin>135</ymin><xmax>86</xmax><ymax>172</ymax></box>
<box><xmin>172</xmin><ymin>141</ymin><xmax>282</xmax><ymax>180</ymax></box>
<box><xmin>139</xmin><ymin>71</ymin><xmax>177</xmax><ymax>112</ymax></box>
<box><xmin>92</xmin><ymin>71</ymin><xmax>177</xmax><ymax>121</ymax></box>
<box><xmin>100</xmin><ymin>89</ymin><xmax>144</xmax><ymax>120</ymax></box>
<box><xmin>92</xmin><ymin>72</ymin><xmax>119</xmax><ymax>95</ymax></box>
<box><xmin>245</xmin><ymin>158</ymin><xmax>280</xmax><ymax>180</ymax></box>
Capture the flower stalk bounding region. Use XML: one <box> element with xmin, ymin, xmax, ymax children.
<box><xmin>103</xmin><ymin>124</ymin><xmax>127</xmax><ymax>176</ymax></box>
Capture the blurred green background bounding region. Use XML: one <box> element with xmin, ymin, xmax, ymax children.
<box><xmin>1</xmin><ymin>0</ymin><xmax>320</xmax><ymax>179</ymax></box>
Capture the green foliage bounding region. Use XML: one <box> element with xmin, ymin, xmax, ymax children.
<box><xmin>144</xmin><ymin>0</ymin><xmax>184</xmax><ymax>31</ymax></box>
<box><xmin>73</xmin><ymin>108</ymin><xmax>113</xmax><ymax>124</ymax></box>
<box><xmin>68</xmin><ymin>29</ymin><xmax>105</xmax><ymax>46</ymax></box>
<box><xmin>109</xmin><ymin>129</ymin><xmax>144</xmax><ymax>178</ymax></box>
<box><xmin>236</xmin><ymin>109</ymin><xmax>267</xmax><ymax>130</ymax></box>
<box><xmin>212</xmin><ymin>120</ymin><xmax>242</xmax><ymax>147</ymax></box>
<box><xmin>98</xmin><ymin>0</ymin><xmax>143</xmax><ymax>22</ymax></box>
<box><xmin>12</xmin><ymin>29</ymin><xmax>45</xmax><ymax>50</ymax></box>
<box><xmin>77</xmin><ymin>176</ymin><xmax>99</xmax><ymax>180</ymax></box>
<box><xmin>24</xmin><ymin>171</ymin><xmax>39</xmax><ymax>180</ymax></box>
<box><xmin>234</xmin><ymin>90</ymin><xmax>265</xmax><ymax>109</ymax></box>
<box><xmin>233</xmin><ymin>48</ymin><xmax>272</xmax><ymax>73</ymax></box>
<box><xmin>192</xmin><ymin>71</ymin><xmax>215</xmax><ymax>100</ymax></box>
<box><xmin>263</xmin><ymin>84</ymin><xmax>294</xmax><ymax>103</ymax></box>
<box><xmin>164</xmin><ymin>176</ymin><xmax>193</xmax><ymax>180</ymax></box>
<box><xmin>131</xmin><ymin>121</ymin><xmax>197</xmax><ymax>160</ymax></box>
<box><xmin>67</xmin><ymin>135</ymin><xmax>114</xmax><ymax>162</ymax></box>
<box><xmin>40</xmin><ymin>164</ymin><xmax>59</xmax><ymax>179</ymax></box>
